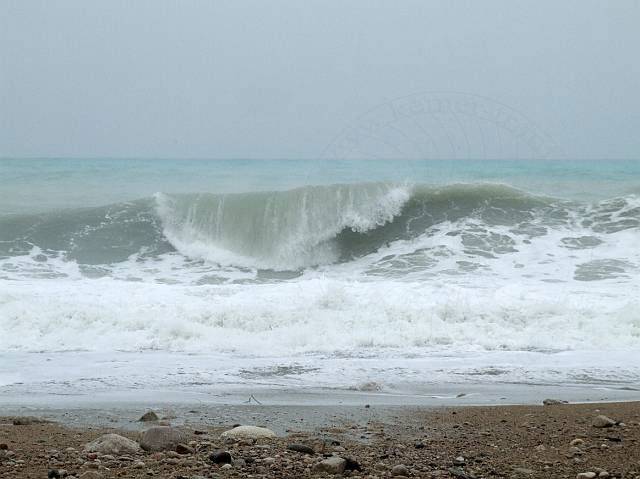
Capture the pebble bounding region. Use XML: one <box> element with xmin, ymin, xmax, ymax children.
<box><xmin>577</xmin><ymin>473</ymin><xmax>596</xmax><ymax>479</ymax></box>
<box><xmin>571</xmin><ymin>438</ymin><xmax>585</xmax><ymax>446</ymax></box>
<box><xmin>220</xmin><ymin>425</ymin><xmax>276</xmax><ymax>440</ymax></box>
<box><xmin>453</xmin><ymin>456</ymin><xmax>465</xmax><ymax>466</ymax></box>
<box><xmin>513</xmin><ymin>468</ymin><xmax>534</xmax><ymax>475</ymax></box>
<box><xmin>287</xmin><ymin>443</ymin><xmax>315</xmax><ymax>455</ymax></box>
<box><xmin>593</xmin><ymin>415</ymin><xmax>616</xmax><ymax>428</ymax></box>
<box><xmin>392</xmin><ymin>464</ymin><xmax>410</xmax><ymax>476</ymax></box>
<box><xmin>84</xmin><ymin>434</ymin><xmax>140</xmax><ymax>455</ymax></box>
<box><xmin>78</xmin><ymin>472</ymin><xmax>101</xmax><ymax>479</ymax></box>
<box><xmin>313</xmin><ymin>456</ymin><xmax>347</xmax><ymax>474</ymax></box>
<box><xmin>175</xmin><ymin>443</ymin><xmax>194</xmax><ymax>454</ymax></box>
<box><xmin>543</xmin><ymin>398</ymin><xmax>568</xmax><ymax>406</ymax></box>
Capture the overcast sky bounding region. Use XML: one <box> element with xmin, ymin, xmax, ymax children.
<box><xmin>1</xmin><ymin>0</ymin><xmax>639</xmax><ymax>159</ymax></box>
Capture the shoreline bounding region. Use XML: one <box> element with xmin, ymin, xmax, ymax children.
<box><xmin>2</xmin><ymin>401</ymin><xmax>640</xmax><ymax>478</ymax></box>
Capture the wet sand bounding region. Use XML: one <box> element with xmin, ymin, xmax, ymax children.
<box><xmin>2</xmin><ymin>401</ymin><xmax>640</xmax><ymax>478</ymax></box>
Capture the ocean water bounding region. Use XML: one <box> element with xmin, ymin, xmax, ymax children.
<box><xmin>1</xmin><ymin>159</ymin><xmax>640</xmax><ymax>401</ymax></box>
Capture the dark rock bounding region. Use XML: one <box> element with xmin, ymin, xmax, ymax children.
<box><xmin>543</xmin><ymin>398</ymin><xmax>568</xmax><ymax>406</ymax></box>
<box><xmin>414</xmin><ymin>442</ymin><xmax>426</xmax><ymax>449</ymax></box>
<box><xmin>48</xmin><ymin>470</ymin><xmax>61</xmax><ymax>479</ymax></box>
<box><xmin>175</xmin><ymin>443</ymin><xmax>195</xmax><ymax>454</ymax></box>
<box><xmin>139</xmin><ymin>411</ymin><xmax>159</xmax><ymax>422</ymax></box>
<box><xmin>344</xmin><ymin>457</ymin><xmax>362</xmax><ymax>471</ymax></box>
<box><xmin>287</xmin><ymin>444</ymin><xmax>315</xmax><ymax>455</ymax></box>
<box><xmin>209</xmin><ymin>450</ymin><xmax>232</xmax><ymax>464</ymax></box>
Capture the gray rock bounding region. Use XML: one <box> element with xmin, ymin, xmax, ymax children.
<box><xmin>577</xmin><ymin>473</ymin><xmax>596</xmax><ymax>479</ymax></box>
<box><xmin>543</xmin><ymin>398</ymin><xmax>568</xmax><ymax>406</ymax></box>
<box><xmin>592</xmin><ymin>415</ymin><xmax>616</xmax><ymax>428</ymax></box>
<box><xmin>313</xmin><ymin>456</ymin><xmax>346</xmax><ymax>474</ymax></box>
<box><xmin>139</xmin><ymin>426</ymin><xmax>191</xmax><ymax>452</ymax></box>
<box><xmin>84</xmin><ymin>434</ymin><xmax>140</xmax><ymax>455</ymax></box>
<box><xmin>392</xmin><ymin>464</ymin><xmax>410</xmax><ymax>476</ymax></box>
<box><xmin>453</xmin><ymin>456</ymin><xmax>465</xmax><ymax>465</ymax></box>
<box><xmin>220</xmin><ymin>425</ymin><xmax>276</xmax><ymax>440</ymax></box>
<box><xmin>139</xmin><ymin>411</ymin><xmax>159</xmax><ymax>422</ymax></box>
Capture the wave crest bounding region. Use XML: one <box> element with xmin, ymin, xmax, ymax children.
<box><xmin>155</xmin><ymin>183</ymin><xmax>411</xmax><ymax>269</ymax></box>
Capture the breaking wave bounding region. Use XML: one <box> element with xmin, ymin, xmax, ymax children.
<box><xmin>2</xmin><ymin>182</ymin><xmax>640</xmax><ymax>272</ymax></box>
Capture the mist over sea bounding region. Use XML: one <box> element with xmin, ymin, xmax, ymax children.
<box><xmin>1</xmin><ymin>159</ymin><xmax>639</xmax><ymax>400</ymax></box>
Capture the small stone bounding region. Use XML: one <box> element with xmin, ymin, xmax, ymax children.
<box><xmin>0</xmin><ymin>444</ymin><xmax>7</xmax><ymax>450</ymax></box>
<box><xmin>220</xmin><ymin>425</ymin><xmax>276</xmax><ymax>440</ymax></box>
<box><xmin>414</xmin><ymin>442</ymin><xmax>426</xmax><ymax>449</ymax></box>
<box><xmin>287</xmin><ymin>444</ymin><xmax>315</xmax><ymax>455</ymax></box>
<box><xmin>543</xmin><ymin>398</ymin><xmax>568</xmax><ymax>406</ymax></box>
<box><xmin>453</xmin><ymin>456</ymin><xmax>465</xmax><ymax>466</ymax></box>
<box><xmin>139</xmin><ymin>411</ymin><xmax>159</xmax><ymax>422</ymax></box>
<box><xmin>571</xmin><ymin>438</ymin><xmax>585</xmax><ymax>446</ymax></box>
<box><xmin>535</xmin><ymin>444</ymin><xmax>546</xmax><ymax>452</ymax></box>
<box><xmin>48</xmin><ymin>470</ymin><xmax>61</xmax><ymax>479</ymax></box>
<box><xmin>598</xmin><ymin>472</ymin><xmax>610</xmax><ymax>478</ymax></box>
<box><xmin>133</xmin><ymin>461</ymin><xmax>145</xmax><ymax>468</ymax></box>
<box><xmin>78</xmin><ymin>473</ymin><xmax>101</xmax><ymax>479</ymax></box>
<box><xmin>577</xmin><ymin>473</ymin><xmax>596</xmax><ymax>479</ymax></box>
<box><xmin>313</xmin><ymin>456</ymin><xmax>347</xmax><ymax>475</ymax></box>
<box><xmin>209</xmin><ymin>450</ymin><xmax>232</xmax><ymax>465</ymax></box>
<box><xmin>392</xmin><ymin>464</ymin><xmax>410</xmax><ymax>476</ymax></box>
<box><xmin>84</xmin><ymin>434</ymin><xmax>140</xmax><ymax>455</ymax></box>
<box><xmin>569</xmin><ymin>446</ymin><xmax>583</xmax><ymax>456</ymax></box>
<box><xmin>514</xmin><ymin>468</ymin><xmax>535</xmax><ymax>475</ymax></box>
<box><xmin>593</xmin><ymin>415</ymin><xmax>616</xmax><ymax>428</ymax></box>
<box><xmin>221</xmin><ymin>463</ymin><xmax>232</xmax><ymax>470</ymax></box>
<box><xmin>263</xmin><ymin>457</ymin><xmax>276</xmax><ymax>465</ymax></box>
<box><xmin>175</xmin><ymin>443</ymin><xmax>194</xmax><ymax>455</ymax></box>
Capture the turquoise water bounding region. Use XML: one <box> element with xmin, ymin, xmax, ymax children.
<box><xmin>2</xmin><ymin>159</ymin><xmax>640</xmax><ymax>214</ymax></box>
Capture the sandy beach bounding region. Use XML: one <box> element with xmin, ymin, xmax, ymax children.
<box><xmin>2</xmin><ymin>401</ymin><xmax>639</xmax><ymax>478</ymax></box>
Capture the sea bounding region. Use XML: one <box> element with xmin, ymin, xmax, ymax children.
<box><xmin>1</xmin><ymin>159</ymin><xmax>639</xmax><ymax>405</ymax></box>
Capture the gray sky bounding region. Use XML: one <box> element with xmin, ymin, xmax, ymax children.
<box><xmin>1</xmin><ymin>0</ymin><xmax>638</xmax><ymax>159</ymax></box>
